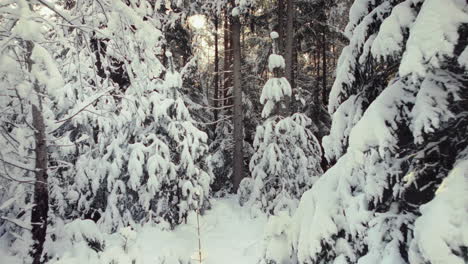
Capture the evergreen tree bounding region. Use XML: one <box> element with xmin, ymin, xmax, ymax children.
<box><xmin>45</xmin><ymin>0</ymin><xmax>211</xmax><ymax>230</ymax></box>
<box><xmin>241</xmin><ymin>32</ymin><xmax>323</xmax><ymax>217</ymax></box>
<box><xmin>283</xmin><ymin>0</ymin><xmax>468</xmax><ymax>263</ymax></box>
<box><xmin>154</xmin><ymin>52</ymin><xmax>212</xmax><ymax>227</ymax></box>
<box><xmin>2</xmin><ymin>1</ymin><xmax>466</xmax><ymax>263</ymax></box>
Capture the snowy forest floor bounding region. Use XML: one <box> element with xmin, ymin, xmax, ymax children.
<box><xmin>1</xmin><ymin>196</ymin><xmax>267</xmax><ymax>264</ymax></box>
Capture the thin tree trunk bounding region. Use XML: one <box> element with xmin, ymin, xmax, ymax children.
<box><xmin>214</xmin><ymin>15</ymin><xmax>219</xmax><ymax>121</ymax></box>
<box><xmin>228</xmin><ymin>20</ymin><xmax>234</xmax><ymax>107</ymax></box>
<box><xmin>284</xmin><ymin>0</ymin><xmax>295</xmax><ymax>113</ymax></box>
<box><xmin>315</xmin><ymin>42</ymin><xmax>321</xmax><ymax>119</ymax></box>
<box><xmin>293</xmin><ymin>37</ymin><xmax>298</xmax><ymax>88</ymax></box>
<box><xmin>231</xmin><ymin>9</ymin><xmax>244</xmax><ymax>192</ymax></box>
<box><xmin>241</xmin><ymin>25</ymin><xmax>245</xmax><ymax>57</ymax></box>
<box><xmin>322</xmin><ymin>28</ymin><xmax>327</xmax><ymax>106</ymax></box>
<box><xmin>223</xmin><ymin>8</ymin><xmax>231</xmax><ymax>107</ymax></box>
<box><xmin>316</xmin><ymin>42</ymin><xmax>320</xmax><ymax>79</ymax></box>
<box><xmin>284</xmin><ymin>0</ymin><xmax>294</xmax><ymax>83</ymax></box>
<box><xmin>277</xmin><ymin>0</ymin><xmax>285</xmax><ymax>53</ymax></box>
<box><xmin>26</xmin><ymin>40</ymin><xmax>49</xmax><ymax>264</ymax></box>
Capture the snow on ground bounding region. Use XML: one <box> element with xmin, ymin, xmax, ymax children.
<box><xmin>137</xmin><ymin>196</ymin><xmax>267</xmax><ymax>264</ymax></box>
<box><xmin>0</xmin><ymin>196</ymin><xmax>267</xmax><ymax>264</ymax></box>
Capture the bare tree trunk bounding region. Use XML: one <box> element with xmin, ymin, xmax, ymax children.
<box><xmin>214</xmin><ymin>15</ymin><xmax>219</xmax><ymax>121</ymax></box>
<box><xmin>26</xmin><ymin>41</ymin><xmax>49</xmax><ymax>264</ymax></box>
<box><xmin>322</xmin><ymin>28</ymin><xmax>328</xmax><ymax>106</ymax></box>
<box><xmin>228</xmin><ymin>20</ymin><xmax>234</xmax><ymax>107</ymax></box>
<box><xmin>284</xmin><ymin>0</ymin><xmax>295</xmax><ymax>113</ymax></box>
<box><xmin>223</xmin><ymin>8</ymin><xmax>231</xmax><ymax>107</ymax></box>
<box><xmin>316</xmin><ymin>42</ymin><xmax>320</xmax><ymax>81</ymax></box>
<box><xmin>314</xmin><ymin>42</ymin><xmax>321</xmax><ymax>120</ymax></box>
<box><xmin>277</xmin><ymin>0</ymin><xmax>285</xmax><ymax>53</ymax></box>
<box><xmin>293</xmin><ymin>32</ymin><xmax>299</xmax><ymax>90</ymax></box>
<box><xmin>231</xmin><ymin>10</ymin><xmax>244</xmax><ymax>192</ymax></box>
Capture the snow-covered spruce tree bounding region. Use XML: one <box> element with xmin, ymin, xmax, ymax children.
<box><xmin>273</xmin><ymin>0</ymin><xmax>468</xmax><ymax>264</ymax></box>
<box><xmin>152</xmin><ymin>52</ymin><xmax>212</xmax><ymax>227</ymax></box>
<box><xmin>41</xmin><ymin>0</ymin><xmax>200</xmax><ymax>232</ymax></box>
<box><xmin>0</xmin><ymin>11</ymin><xmax>37</xmax><ymax>255</ymax></box>
<box><xmin>240</xmin><ymin>32</ymin><xmax>323</xmax><ymax>217</ymax></box>
<box><xmin>41</xmin><ymin>0</ymin><xmax>211</xmax><ymax>233</ymax></box>
<box><xmin>208</xmin><ymin>118</ymin><xmax>235</xmax><ymax>194</ymax></box>
<box><xmin>157</xmin><ymin>1</ymin><xmax>215</xmax><ymax>126</ymax></box>
<box><xmin>45</xmin><ymin>1</ymin><xmax>118</xmax><ymax>224</ymax></box>
<box><xmin>0</xmin><ymin>1</ymin><xmax>69</xmax><ymax>262</ymax></box>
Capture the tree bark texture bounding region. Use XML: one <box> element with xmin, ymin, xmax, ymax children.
<box><xmin>277</xmin><ymin>0</ymin><xmax>285</xmax><ymax>53</ymax></box>
<box><xmin>284</xmin><ymin>0</ymin><xmax>295</xmax><ymax>113</ymax></box>
<box><xmin>214</xmin><ymin>15</ymin><xmax>219</xmax><ymax>121</ymax></box>
<box><xmin>322</xmin><ymin>27</ymin><xmax>328</xmax><ymax>106</ymax></box>
<box><xmin>231</xmin><ymin>11</ymin><xmax>244</xmax><ymax>192</ymax></box>
<box><xmin>223</xmin><ymin>8</ymin><xmax>232</xmax><ymax>108</ymax></box>
<box><xmin>26</xmin><ymin>41</ymin><xmax>49</xmax><ymax>264</ymax></box>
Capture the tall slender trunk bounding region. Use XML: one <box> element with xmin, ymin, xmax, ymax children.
<box><xmin>228</xmin><ymin>20</ymin><xmax>234</xmax><ymax>107</ymax></box>
<box><xmin>277</xmin><ymin>0</ymin><xmax>285</xmax><ymax>53</ymax></box>
<box><xmin>241</xmin><ymin>25</ymin><xmax>245</xmax><ymax>58</ymax></box>
<box><xmin>316</xmin><ymin>42</ymin><xmax>320</xmax><ymax>80</ymax></box>
<box><xmin>293</xmin><ymin>37</ymin><xmax>298</xmax><ymax>89</ymax></box>
<box><xmin>223</xmin><ymin>8</ymin><xmax>231</xmax><ymax>107</ymax></box>
<box><xmin>284</xmin><ymin>0</ymin><xmax>294</xmax><ymax>83</ymax></box>
<box><xmin>231</xmin><ymin>10</ymin><xmax>244</xmax><ymax>192</ymax></box>
<box><xmin>284</xmin><ymin>0</ymin><xmax>295</xmax><ymax>113</ymax></box>
<box><xmin>26</xmin><ymin>41</ymin><xmax>49</xmax><ymax>264</ymax></box>
<box><xmin>214</xmin><ymin>15</ymin><xmax>219</xmax><ymax>121</ymax></box>
<box><xmin>322</xmin><ymin>28</ymin><xmax>327</xmax><ymax>106</ymax></box>
<box><xmin>315</xmin><ymin>42</ymin><xmax>321</xmax><ymax>119</ymax></box>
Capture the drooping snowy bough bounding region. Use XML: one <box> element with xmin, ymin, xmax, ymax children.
<box><xmin>280</xmin><ymin>0</ymin><xmax>468</xmax><ymax>264</ymax></box>
<box><xmin>31</xmin><ymin>0</ymin><xmax>210</xmax><ymax>232</ymax></box>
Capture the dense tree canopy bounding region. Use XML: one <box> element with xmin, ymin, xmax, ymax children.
<box><xmin>0</xmin><ymin>0</ymin><xmax>466</xmax><ymax>264</ymax></box>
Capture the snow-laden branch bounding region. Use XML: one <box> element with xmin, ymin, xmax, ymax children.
<box><xmin>200</xmin><ymin>104</ymin><xmax>234</xmax><ymax>110</ymax></box>
<box><xmin>0</xmin><ymin>216</ymin><xmax>32</xmax><ymax>230</ymax></box>
<box><xmin>0</xmin><ymin>172</ymin><xmax>35</xmax><ymax>184</ymax></box>
<box><xmin>36</xmin><ymin>0</ymin><xmax>74</xmax><ymax>25</ymax></box>
<box><xmin>196</xmin><ymin>116</ymin><xmax>232</xmax><ymax>125</ymax></box>
<box><xmin>0</xmin><ymin>157</ymin><xmax>37</xmax><ymax>172</ymax></box>
<box><xmin>209</xmin><ymin>96</ymin><xmax>234</xmax><ymax>101</ymax></box>
<box><xmin>55</xmin><ymin>87</ymin><xmax>114</xmax><ymax>124</ymax></box>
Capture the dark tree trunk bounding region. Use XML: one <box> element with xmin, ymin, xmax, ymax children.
<box><xmin>284</xmin><ymin>0</ymin><xmax>295</xmax><ymax>113</ymax></box>
<box><xmin>231</xmin><ymin>9</ymin><xmax>244</xmax><ymax>192</ymax></box>
<box><xmin>316</xmin><ymin>42</ymin><xmax>320</xmax><ymax>80</ymax></box>
<box><xmin>25</xmin><ymin>41</ymin><xmax>49</xmax><ymax>264</ymax></box>
<box><xmin>322</xmin><ymin>28</ymin><xmax>328</xmax><ymax>106</ymax></box>
<box><xmin>30</xmin><ymin>101</ymin><xmax>49</xmax><ymax>264</ymax></box>
<box><xmin>284</xmin><ymin>0</ymin><xmax>294</xmax><ymax>83</ymax></box>
<box><xmin>228</xmin><ymin>20</ymin><xmax>235</xmax><ymax>107</ymax></box>
<box><xmin>277</xmin><ymin>0</ymin><xmax>285</xmax><ymax>53</ymax></box>
<box><xmin>214</xmin><ymin>15</ymin><xmax>219</xmax><ymax>121</ymax></box>
<box><xmin>314</xmin><ymin>41</ymin><xmax>321</xmax><ymax>120</ymax></box>
<box><xmin>223</xmin><ymin>8</ymin><xmax>231</xmax><ymax>107</ymax></box>
<box><xmin>293</xmin><ymin>30</ymin><xmax>299</xmax><ymax>91</ymax></box>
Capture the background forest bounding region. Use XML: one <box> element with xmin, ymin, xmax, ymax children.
<box><xmin>0</xmin><ymin>0</ymin><xmax>467</xmax><ymax>264</ymax></box>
